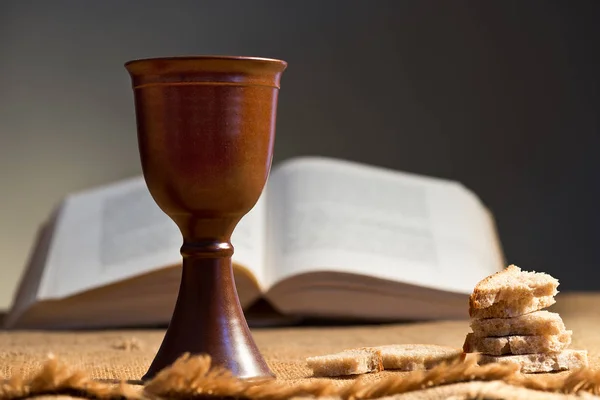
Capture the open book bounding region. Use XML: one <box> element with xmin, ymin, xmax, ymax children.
<box><xmin>5</xmin><ymin>157</ymin><xmax>505</xmax><ymax>329</ymax></box>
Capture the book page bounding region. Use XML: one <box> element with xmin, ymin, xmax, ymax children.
<box><xmin>265</xmin><ymin>157</ymin><xmax>503</xmax><ymax>295</ymax></box>
<box><xmin>39</xmin><ymin>176</ymin><xmax>267</xmax><ymax>299</ymax></box>
<box><xmin>4</xmin><ymin>210</ymin><xmax>58</xmax><ymax>328</ymax></box>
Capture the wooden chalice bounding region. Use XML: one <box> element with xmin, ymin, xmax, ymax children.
<box><xmin>124</xmin><ymin>56</ymin><xmax>287</xmax><ymax>381</ymax></box>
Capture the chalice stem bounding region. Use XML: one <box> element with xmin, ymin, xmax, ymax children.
<box><xmin>142</xmin><ymin>250</ymin><xmax>273</xmax><ymax>380</ymax></box>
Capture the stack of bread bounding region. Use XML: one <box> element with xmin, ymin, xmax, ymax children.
<box><xmin>463</xmin><ymin>265</ymin><xmax>588</xmax><ymax>373</ymax></box>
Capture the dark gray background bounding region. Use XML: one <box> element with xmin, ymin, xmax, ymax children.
<box><xmin>1</xmin><ymin>0</ymin><xmax>598</xmax><ymax>308</ymax></box>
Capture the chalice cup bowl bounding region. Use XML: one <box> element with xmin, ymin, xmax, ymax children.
<box><xmin>124</xmin><ymin>56</ymin><xmax>287</xmax><ymax>381</ymax></box>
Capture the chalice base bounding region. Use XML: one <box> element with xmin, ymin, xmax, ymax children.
<box><xmin>142</xmin><ymin>257</ymin><xmax>275</xmax><ymax>381</ymax></box>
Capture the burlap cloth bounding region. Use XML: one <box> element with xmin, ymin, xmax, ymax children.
<box><xmin>1</xmin><ymin>293</ymin><xmax>599</xmax><ymax>399</ymax></box>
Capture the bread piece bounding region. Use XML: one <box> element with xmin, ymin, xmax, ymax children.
<box><xmin>370</xmin><ymin>344</ymin><xmax>465</xmax><ymax>370</ymax></box>
<box><xmin>470</xmin><ymin>295</ymin><xmax>556</xmax><ymax>319</ymax></box>
<box><xmin>469</xmin><ymin>265</ymin><xmax>559</xmax><ymax>318</ymax></box>
<box><xmin>306</xmin><ymin>348</ymin><xmax>383</xmax><ymax>377</ymax></box>
<box><xmin>470</xmin><ymin>265</ymin><xmax>559</xmax><ymax>309</ymax></box>
<box><xmin>478</xmin><ymin>349</ymin><xmax>588</xmax><ymax>373</ymax></box>
<box><xmin>470</xmin><ymin>311</ymin><xmax>566</xmax><ymax>337</ymax></box>
<box><xmin>463</xmin><ymin>331</ymin><xmax>572</xmax><ymax>356</ymax></box>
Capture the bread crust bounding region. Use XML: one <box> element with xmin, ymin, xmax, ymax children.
<box><xmin>477</xmin><ymin>349</ymin><xmax>588</xmax><ymax>373</ymax></box>
<box><xmin>469</xmin><ymin>295</ymin><xmax>556</xmax><ymax>319</ymax></box>
<box><xmin>463</xmin><ymin>331</ymin><xmax>572</xmax><ymax>355</ymax></box>
<box><xmin>469</xmin><ymin>265</ymin><xmax>559</xmax><ymax>317</ymax></box>
<box><xmin>469</xmin><ymin>311</ymin><xmax>566</xmax><ymax>337</ymax></box>
<box><xmin>306</xmin><ymin>348</ymin><xmax>383</xmax><ymax>377</ymax></box>
<box><xmin>370</xmin><ymin>344</ymin><xmax>465</xmax><ymax>370</ymax></box>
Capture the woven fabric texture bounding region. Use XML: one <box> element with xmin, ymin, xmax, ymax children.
<box><xmin>0</xmin><ymin>293</ymin><xmax>598</xmax><ymax>399</ymax></box>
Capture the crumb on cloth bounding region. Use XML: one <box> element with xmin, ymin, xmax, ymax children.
<box><xmin>111</xmin><ymin>337</ymin><xmax>143</xmax><ymax>351</ymax></box>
